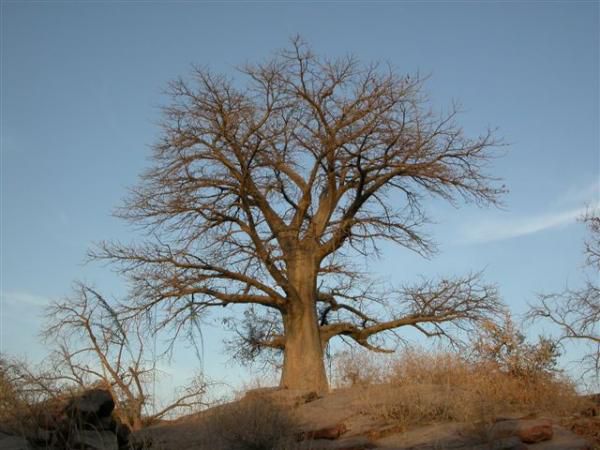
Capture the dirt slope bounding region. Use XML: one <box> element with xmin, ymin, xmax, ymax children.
<box><xmin>133</xmin><ymin>385</ymin><xmax>596</xmax><ymax>450</ymax></box>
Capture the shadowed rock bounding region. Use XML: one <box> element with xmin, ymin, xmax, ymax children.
<box><xmin>490</xmin><ymin>418</ymin><xmax>554</xmax><ymax>444</ymax></box>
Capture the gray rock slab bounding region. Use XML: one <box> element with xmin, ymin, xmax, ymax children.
<box><xmin>527</xmin><ymin>425</ymin><xmax>592</xmax><ymax>450</ymax></box>
<box><xmin>0</xmin><ymin>435</ymin><xmax>32</xmax><ymax>450</ymax></box>
<box><xmin>72</xmin><ymin>430</ymin><xmax>119</xmax><ymax>450</ymax></box>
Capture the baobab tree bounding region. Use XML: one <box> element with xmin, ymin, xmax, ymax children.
<box><xmin>94</xmin><ymin>38</ymin><xmax>505</xmax><ymax>393</ymax></box>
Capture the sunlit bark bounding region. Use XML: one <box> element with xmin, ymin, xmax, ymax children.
<box><xmin>93</xmin><ymin>37</ymin><xmax>505</xmax><ymax>393</ymax></box>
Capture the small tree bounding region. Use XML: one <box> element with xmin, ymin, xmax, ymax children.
<box><xmin>40</xmin><ymin>283</ymin><xmax>210</xmax><ymax>430</ymax></box>
<box><xmin>0</xmin><ymin>356</ymin><xmax>29</xmax><ymax>425</ymax></box>
<box><xmin>528</xmin><ymin>210</ymin><xmax>600</xmax><ymax>376</ymax></box>
<box><xmin>93</xmin><ymin>38</ymin><xmax>505</xmax><ymax>393</ymax></box>
<box><xmin>472</xmin><ymin>313</ymin><xmax>559</xmax><ymax>378</ymax></box>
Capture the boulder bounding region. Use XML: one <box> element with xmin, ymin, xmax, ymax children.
<box><xmin>71</xmin><ymin>429</ymin><xmax>119</xmax><ymax>450</ymax></box>
<box><xmin>52</xmin><ymin>389</ymin><xmax>129</xmax><ymax>449</ymax></box>
<box><xmin>491</xmin><ymin>418</ymin><xmax>553</xmax><ymax>443</ymax></box>
<box><xmin>0</xmin><ymin>389</ymin><xmax>131</xmax><ymax>450</ymax></box>
<box><xmin>300</xmin><ymin>423</ymin><xmax>348</xmax><ymax>440</ymax></box>
<box><xmin>65</xmin><ymin>388</ymin><xmax>115</xmax><ymax>419</ymax></box>
<box><xmin>518</xmin><ymin>419</ymin><xmax>553</xmax><ymax>444</ymax></box>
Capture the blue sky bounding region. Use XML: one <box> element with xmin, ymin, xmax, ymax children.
<box><xmin>1</xmin><ymin>1</ymin><xmax>598</xmax><ymax>395</ymax></box>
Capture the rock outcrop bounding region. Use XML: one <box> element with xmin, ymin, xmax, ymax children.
<box><xmin>133</xmin><ymin>387</ymin><xmax>595</xmax><ymax>450</ymax></box>
<box><xmin>0</xmin><ymin>388</ymin><xmax>131</xmax><ymax>450</ymax></box>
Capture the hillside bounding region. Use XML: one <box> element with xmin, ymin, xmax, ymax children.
<box><xmin>133</xmin><ymin>384</ymin><xmax>596</xmax><ymax>450</ymax></box>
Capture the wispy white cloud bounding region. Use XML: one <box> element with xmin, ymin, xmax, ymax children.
<box><xmin>460</xmin><ymin>178</ymin><xmax>599</xmax><ymax>245</ymax></box>
<box><xmin>555</xmin><ymin>179</ymin><xmax>600</xmax><ymax>206</ymax></box>
<box><xmin>461</xmin><ymin>206</ymin><xmax>590</xmax><ymax>244</ymax></box>
<box><xmin>1</xmin><ymin>291</ymin><xmax>51</xmax><ymax>308</ymax></box>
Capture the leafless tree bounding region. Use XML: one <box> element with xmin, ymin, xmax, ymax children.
<box><xmin>0</xmin><ymin>356</ymin><xmax>32</xmax><ymax>425</ymax></box>
<box><xmin>92</xmin><ymin>37</ymin><xmax>506</xmax><ymax>393</ymax></box>
<box><xmin>528</xmin><ymin>210</ymin><xmax>600</xmax><ymax>377</ymax></box>
<box><xmin>40</xmin><ymin>283</ymin><xmax>210</xmax><ymax>430</ymax></box>
<box><xmin>471</xmin><ymin>313</ymin><xmax>559</xmax><ymax>378</ymax></box>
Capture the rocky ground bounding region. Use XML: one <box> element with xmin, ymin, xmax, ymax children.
<box><xmin>134</xmin><ymin>385</ymin><xmax>598</xmax><ymax>450</ymax></box>
<box><xmin>1</xmin><ymin>385</ymin><xmax>597</xmax><ymax>450</ymax></box>
<box><xmin>0</xmin><ymin>389</ymin><xmax>130</xmax><ymax>450</ymax></box>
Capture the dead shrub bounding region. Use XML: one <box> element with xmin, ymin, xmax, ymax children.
<box><xmin>388</xmin><ymin>350</ymin><xmax>472</xmax><ymax>387</ymax></box>
<box><xmin>472</xmin><ymin>314</ymin><xmax>560</xmax><ymax>379</ymax></box>
<box><xmin>195</xmin><ymin>395</ymin><xmax>300</xmax><ymax>450</ymax></box>
<box><xmin>0</xmin><ymin>356</ymin><xmax>53</xmax><ymax>435</ymax></box>
<box><xmin>0</xmin><ymin>360</ymin><xmax>21</xmax><ymax>414</ymax></box>
<box><xmin>331</xmin><ymin>349</ymin><xmax>388</xmax><ymax>387</ymax></box>
<box><xmin>334</xmin><ymin>348</ymin><xmax>583</xmax><ymax>430</ymax></box>
<box><xmin>0</xmin><ymin>361</ymin><xmax>26</xmax><ymax>433</ymax></box>
<box><xmin>376</xmin><ymin>384</ymin><xmax>465</xmax><ymax>426</ymax></box>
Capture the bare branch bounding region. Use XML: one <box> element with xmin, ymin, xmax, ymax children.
<box><xmin>41</xmin><ymin>283</ymin><xmax>210</xmax><ymax>429</ymax></box>
<box><xmin>86</xmin><ymin>38</ymin><xmax>506</xmax><ymax>392</ymax></box>
<box><xmin>527</xmin><ymin>209</ymin><xmax>600</xmax><ymax>378</ymax></box>
<box><xmin>320</xmin><ymin>273</ymin><xmax>502</xmax><ymax>350</ymax></box>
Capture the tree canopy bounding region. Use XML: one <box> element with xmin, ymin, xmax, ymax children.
<box><xmin>93</xmin><ymin>38</ymin><xmax>506</xmax><ymax>392</ymax></box>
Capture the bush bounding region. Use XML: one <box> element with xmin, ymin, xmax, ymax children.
<box><xmin>0</xmin><ymin>358</ymin><xmax>24</xmax><ymax>428</ymax></box>
<box><xmin>331</xmin><ymin>349</ymin><xmax>388</xmax><ymax>387</ymax></box>
<box><xmin>195</xmin><ymin>395</ymin><xmax>300</xmax><ymax>450</ymax></box>
<box><xmin>0</xmin><ymin>356</ymin><xmax>43</xmax><ymax>434</ymax></box>
<box><xmin>471</xmin><ymin>314</ymin><xmax>560</xmax><ymax>378</ymax></box>
<box><xmin>333</xmin><ymin>348</ymin><xmax>583</xmax><ymax>429</ymax></box>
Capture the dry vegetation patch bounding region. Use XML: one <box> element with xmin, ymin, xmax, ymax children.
<box><xmin>3</xmin><ymin>349</ymin><xmax>591</xmax><ymax>450</ymax></box>
<box><xmin>134</xmin><ymin>396</ymin><xmax>302</xmax><ymax>450</ymax></box>
<box><xmin>199</xmin><ymin>396</ymin><xmax>301</xmax><ymax>450</ymax></box>
<box><xmin>132</xmin><ymin>349</ymin><xmax>590</xmax><ymax>450</ymax></box>
<box><xmin>334</xmin><ymin>349</ymin><xmax>585</xmax><ymax>431</ymax></box>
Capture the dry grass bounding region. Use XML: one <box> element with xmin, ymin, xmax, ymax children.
<box><xmin>3</xmin><ymin>348</ymin><xmax>590</xmax><ymax>450</ymax></box>
<box><xmin>185</xmin><ymin>396</ymin><xmax>301</xmax><ymax>450</ymax></box>
<box><xmin>0</xmin><ymin>371</ymin><xmax>55</xmax><ymax>438</ymax></box>
<box><xmin>2</xmin><ymin>358</ymin><xmax>298</xmax><ymax>450</ymax></box>
<box><xmin>334</xmin><ymin>348</ymin><xmax>585</xmax><ymax>430</ymax></box>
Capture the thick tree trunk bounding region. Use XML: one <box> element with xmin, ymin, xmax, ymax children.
<box><xmin>280</xmin><ymin>249</ymin><xmax>329</xmax><ymax>394</ymax></box>
<box><xmin>280</xmin><ymin>301</ymin><xmax>328</xmax><ymax>394</ymax></box>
